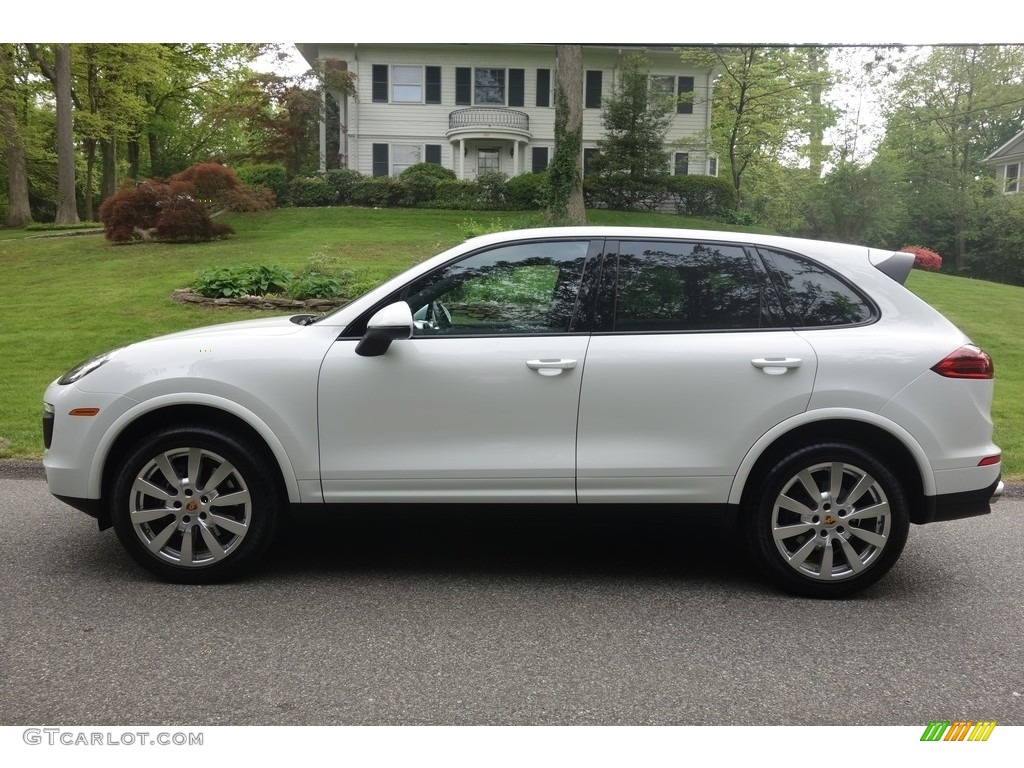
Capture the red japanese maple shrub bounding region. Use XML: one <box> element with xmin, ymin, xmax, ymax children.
<box><xmin>901</xmin><ymin>245</ymin><xmax>943</xmax><ymax>271</ymax></box>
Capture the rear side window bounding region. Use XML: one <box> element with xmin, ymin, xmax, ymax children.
<box><xmin>759</xmin><ymin>248</ymin><xmax>875</xmax><ymax>327</ymax></box>
<box><xmin>612</xmin><ymin>240</ymin><xmax>773</xmax><ymax>332</ymax></box>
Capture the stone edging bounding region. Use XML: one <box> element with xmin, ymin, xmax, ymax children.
<box><xmin>171</xmin><ymin>288</ymin><xmax>348</xmax><ymax>312</ymax></box>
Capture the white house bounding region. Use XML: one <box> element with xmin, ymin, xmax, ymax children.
<box><xmin>982</xmin><ymin>127</ymin><xmax>1024</xmax><ymax>194</ymax></box>
<box><xmin>295</xmin><ymin>43</ymin><xmax>719</xmax><ymax>181</ymax></box>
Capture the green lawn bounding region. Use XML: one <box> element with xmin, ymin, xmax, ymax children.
<box><xmin>1</xmin><ymin>207</ymin><xmax>1019</xmax><ymax>479</ymax></box>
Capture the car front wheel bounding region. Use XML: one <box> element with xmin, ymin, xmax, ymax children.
<box><xmin>110</xmin><ymin>425</ymin><xmax>282</xmax><ymax>583</ymax></box>
<box><xmin>746</xmin><ymin>442</ymin><xmax>910</xmax><ymax>598</ymax></box>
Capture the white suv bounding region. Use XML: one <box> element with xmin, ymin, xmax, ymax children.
<box><xmin>42</xmin><ymin>227</ymin><xmax>1003</xmax><ymax>597</ymax></box>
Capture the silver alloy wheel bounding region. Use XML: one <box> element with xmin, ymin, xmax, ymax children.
<box><xmin>127</xmin><ymin>446</ymin><xmax>252</xmax><ymax>567</ymax></box>
<box><xmin>770</xmin><ymin>460</ymin><xmax>892</xmax><ymax>581</ymax></box>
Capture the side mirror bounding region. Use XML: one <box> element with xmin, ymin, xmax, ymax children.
<box><xmin>355</xmin><ymin>302</ymin><xmax>414</xmax><ymax>357</ymax></box>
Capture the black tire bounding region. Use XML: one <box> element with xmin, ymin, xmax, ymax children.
<box><xmin>744</xmin><ymin>442</ymin><xmax>910</xmax><ymax>599</ymax></box>
<box><xmin>110</xmin><ymin>424</ymin><xmax>282</xmax><ymax>583</ymax></box>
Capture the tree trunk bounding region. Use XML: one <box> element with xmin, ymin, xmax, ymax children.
<box><xmin>148</xmin><ymin>131</ymin><xmax>160</xmax><ymax>177</ymax></box>
<box><xmin>101</xmin><ymin>136</ymin><xmax>117</xmax><ymax>201</ymax></box>
<box><xmin>0</xmin><ymin>44</ymin><xmax>32</xmax><ymax>228</ymax></box>
<box><xmin>84</xmin><ymin>137</ymin><xmax>95</xmax><ymax>222</ymax></box>
<box><xmin>546</xmin><ymin>44</ymin><xmax>585</xmax><ymax>225</ymax></box>
<box><xmin>127</xmin><ymin>135</ymin><xmax>140</xmax><ymax>179</ymax></box>
<box><xmin>54</xmin><ymin>44</ymin><xmax>79</xmax><ymax>225</ymax></box>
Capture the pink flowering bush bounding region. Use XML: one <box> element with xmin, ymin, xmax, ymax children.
<box><xmin>901</xmin><ymin>245</ymin><xmax>943</xmax><ymax>272</ymax></box>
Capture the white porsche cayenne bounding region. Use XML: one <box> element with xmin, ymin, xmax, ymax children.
<box><xmin>42</xmin><ymin>227</ymin><xmax>1003</xmax><ymax>597</ymax></box>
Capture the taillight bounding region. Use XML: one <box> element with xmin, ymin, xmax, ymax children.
<box><xmin>931</xmin><ymin>345</ymin><xmax>994</xmax><ymax>379</ymax></box>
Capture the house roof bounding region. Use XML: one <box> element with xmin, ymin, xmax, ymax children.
<box><xmin>983</xmin><ymin>127</ymin><xmax>1024</xmax><ymax>164</ymax></box>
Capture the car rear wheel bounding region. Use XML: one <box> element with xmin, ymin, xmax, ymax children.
<box><xmin>745</xmin><ymin>442</ymin><xmax>910</xmax><ymax>598</ymax></box>
<box><xmin>110</xmin><ymin>425</ymin><xmax>282</xmax><ymax>583</ymax></box>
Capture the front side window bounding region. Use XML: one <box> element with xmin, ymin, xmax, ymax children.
<box><xmin>392</xmin><ymin>66</ymin><xmax>422</xmax><ymax>102</ymax></box>
<box><xmin>402</xmin><ymin>241</ymin><xmax>592</xmax><ymax>336</ymax></box>
<box><xmin>674</xmin><ymin>152</ymin><xmax>689</xmax><ymax>176</ymax></box>
<box><xmin>759</xmin><ymin>248</ymin><xmax>875</xmax><ymax>327</ymax></box>
<box><xmin>475</xmin><ymin>68</ymin><xmax>505</xmax><ymax>104</ymax></box>
<box><xmin>613</xmin><ymin>240</ymin><xmax>771</xmax><ymax>332</ymax></box>
<box><xmin>650</xmin><ymin>75</ymin><xmax>675</xmax><ymax>100</ymax></box>
<box><xmin>709</xmin><ymin>156</ymin><xmax>718</xmax><ymax>177</ymax></box>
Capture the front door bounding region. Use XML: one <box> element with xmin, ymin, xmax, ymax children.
<box><xmin>317</xmin><ymin>238</ymin><xmax>597</xmax><ymax>503</ymax></box>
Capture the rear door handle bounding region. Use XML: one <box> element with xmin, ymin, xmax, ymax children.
<box><xmin>526</xmin><ymin>359</ymin><xmax>578</xmax><ymax>376</ymax></box>
<box><xmin>751</xmin><ymin>357</ymin><xmax>802</xmax><ymax>375</ymax></box>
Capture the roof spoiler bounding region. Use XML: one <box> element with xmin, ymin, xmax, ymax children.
<box><xmin>870</xmin><ymin>250</ymin><xmax>915</xmax><ymax>285</ymax></box>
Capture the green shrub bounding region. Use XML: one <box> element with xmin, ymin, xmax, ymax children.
<box><xmin>665</xmin><ymin>175</ymin><xmax>735</xmax><ymax>217</ymax></box>
<box><xmin>586</xmin><ymin>174</ymin><xmax>667</xmax><ymax>211</ymax></box>
<box><xmin>286</xmin><ymin>176</ymin><xmax>337</xmax><ymax>207</ymax></box>
<box><xmin>399</xmin><ymin>163</ymin><xmax>457</xmax><ymax>206</ymax></box>
<box><xmin>350</xmin><ymin>176</ymin><xmax>403</xmax><ymax>207</ymax></box>
<box><xmin>476</xmin><ymin>171</ymin><xmax>508</xmax><ymax>208</ymax></box>
<box><xmin>193</xmin><ymin>265</ymin><xmax>294</xmax><ymax>298</ymax></box>
<box><xmin>234</xmin><ymin>164</ymin><xmax>288</xmax><ymax>201</ymax></box>
<box><xmin>324</xmin><ymin>169</ymin><xmax>364</xmax><ymax>205</ymax></box>
<box><xmin>289</xmin><ymin>253</ymin><xmax>355</xmax><ymax>299</ymax></box>
<box><xmin>505</xmin><ymin>172</ymin><xmax>548</xmax><ymax>210</ymax></box>
<box><xmin>432</xmin><ymin>179</ymin><xmax>481</xmax><ymax>209</ymax></box>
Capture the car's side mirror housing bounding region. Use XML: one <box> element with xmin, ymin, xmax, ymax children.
<box><xmin>355</xmin><ymin>302</ymin><xmax>414</xmax><ymax>357</ymax></box>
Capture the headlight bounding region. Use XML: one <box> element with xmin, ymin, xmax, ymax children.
<box><xmin>57</xmin><ymin>349</ymin><xmax>122</xmax><ymax>385</ymax></box>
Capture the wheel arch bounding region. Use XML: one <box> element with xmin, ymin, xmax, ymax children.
<box><xmin>94</xmin><ymin>399</ymin><xmax>300</xmax><ymax>529</ymax></box>
<box><xmin>730</xmin><ymin>413</ymin><xmax>931</xmax><ymax>525</ymax></box>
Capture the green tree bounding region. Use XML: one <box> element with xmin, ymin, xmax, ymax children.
<box><xmin>0</xmin><ymin>44</ymin><xmax>32</xmax><ymax>227</ymax></box>
<box><xmin>684</xmin><ymin>46</ymin><xmax>836</xmax><ymax>212</ymax></box>
<box><xmin>879</xmin><ymin>45</ymin><xmax>1024</xmax><ymax>270</ymax></box>
<box><xmin>589</xmin><ymin>53</ymin><xmax>673</xmax><ymax>210</ymax></box>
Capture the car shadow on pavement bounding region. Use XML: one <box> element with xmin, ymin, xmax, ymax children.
<box><xmin>270</xmin><ymin>504</ymin><xmax>764</xmax><ymax>587</ymax></box>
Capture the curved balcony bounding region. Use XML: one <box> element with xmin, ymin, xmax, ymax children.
<box><xmin>446</xmin><ymin>108</ymin><xmax>532</xmax><ymax>141</ymax></box>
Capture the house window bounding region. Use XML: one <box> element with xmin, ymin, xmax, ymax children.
<box><xmin>583</xmin><ymin>147</ymin><xmax>598</xmax><ymax>177</ymax></box>
<box><xmin>509</xmin><ymin>69</ymin><xmax>525</xmax><ymax>107</ymax></box>
<box><xmin>372</xmin><ymin>65</ymin><xmax>388</xmax><ymax>103</ymax></box>
<box><xmin>392</xmin><ymin>145</ymin><xmax>421</xmax><ymax>175</ymax></box>
<box><xmin>478</xmin><ymin>148</ymin><xmax>500</xmax><ymax>175</ymax></box>
<box><xmin>585</xmin><ymin>70</ymin><xmax>602</xmax><ymax>108</ymax></box>
<box><xmin>536</xmin><ymin>69</ymin><xmax>551</xmax><ymax>107</ymax></box>
<box><xmin>674</xmin><ymin>152</ymin><xmax>689</xmax><ymax>176</ymax></box>
<box><xmin>650</xmin><ymin>75</ymin><xmax>675</xmax><ymax>99</ymax></box>
<box><xmin>709</xmin><ymin>156</ymin><xmax>718</xmax><ymax>177</ymax></box>
<box><xmin>392</xmin><ymin>66</ymin><xmax>422</xmax><ymax>103</ymax></box>
<box><xmin>475</xmin><ymin>68</ymin><xmax>506</xmax><ymax>104</ymax></box>
<box><xmin>455</xmin><ymin>67</ymin><xmax>472</xmax><ymax>105</ymax></box>
<box><xmin>1006</xmin><ymin>163</ymin><xmax>1020</xmax><ymax>193</ymax></box>
<box><xmin>372</xmin><ymin>143</ymin><xmax>388</xmax><ymax>176</ymax></box>
<box><xmin>677</xmin><ymin>77</ymin><xmax>695</xmax><ymax>114</ymax></box>
<box><xmin>425</xmin><ymin>144</ymin><xmax>442</xmax><ymax>165</ymax></box>
<box><xmin>426</xmin><ymin>66</ymin><xmax>442</xmax><ymax>104</ymax></box>
<box><xmin>532</xmin><ymin>147</ymin><xmax>549</xmax><ymax>173</ymax></box>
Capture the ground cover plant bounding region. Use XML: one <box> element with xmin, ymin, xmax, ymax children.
<box><xmin>1</xmin><ymin>206</ymin><xmax>1020</xmax><ymax>480</ymax></box>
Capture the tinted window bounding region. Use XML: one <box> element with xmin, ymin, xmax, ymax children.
<box><xmin>402</xmin><ymin>241</ymin><xmax>591</xmax><ymax>336</ymax></box>
<box><xmin>759</xmin><ymin>248</ymin><xmax>875</xmax><ymax>327</ymax></box>
<box><xmin>613</xmin><ymin>241</ymin><xmax>772</xmax><ymax>331</ymax></box>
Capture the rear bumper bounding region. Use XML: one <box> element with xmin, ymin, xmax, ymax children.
<box><xmin>913</xmin><ymin>477</ymin><xmax>1003</xmax><ymax>525</ymax></box>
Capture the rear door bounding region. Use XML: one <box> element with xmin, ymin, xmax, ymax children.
<box><xmin>576</xmin><ymin>238</ymin><xmax>817</xmax><ymax>504</ymax></box>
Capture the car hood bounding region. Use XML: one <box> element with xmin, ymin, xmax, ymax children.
<box><xmin>148</xmin><ymin>315</ymin><xmax>309</xmax><ymax>342</ymax></box>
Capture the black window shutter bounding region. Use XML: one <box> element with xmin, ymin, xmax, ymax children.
<box><xmin>531</xmin><ymin>146</ymin><xmax>549</xmax><ymax>173</ymax></box>
<box><xmin>455</xmin><ymin>67</ymin><xmax>471</xmax><ymax>105</ymax></box>
<box><xmin>426</xmin><ymin>66</ymin><xmax>442</xmax><ymax>104</ymax></box>
<box><xmin>425</xmin><ymin>144</ymin><xmax>441</xmax><ymax>165</ymax></box>
<box><xmin>372</xmin><ymin>144</ymin><xmax>389</xmax><ymax>176</ymax></box>
<box><xmin>372</xmin><ymin>65</ymin><xmax>388</xmax><ymax>103</ymax></box>
<box><xmin>585</xmin><ymin>70</ymin><xmax>602</xmax><ymax>109</ymax></box>
<box><xmin>677</xmin><ymin>76</ymin><xmax>694</xmax><ymax>114</ymax></box>
<box><xmin>508</xmin><ymin>69</ymin><xmax>525</xmax><ymax>107</ymax></box>
<box><xmin>536</xmin><ymin>69</ymin><xmax>550</xmax><ymax>107</ymax></box>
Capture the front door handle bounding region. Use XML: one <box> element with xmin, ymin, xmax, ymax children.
<box><xmin>526</xmin><ymin>359</ymin><xmax>578</xmax><ymax>376</ymax></box>
<box><xmin>751</xmin><ymin>357</ymin><xmax>802</xmax><ymax>375</ymax></box>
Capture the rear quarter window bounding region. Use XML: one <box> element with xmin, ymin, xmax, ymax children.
<box><xmin>758</xmin><ymin>248</ymin><xmax>876</xmax><ymax>327</ymax></box>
